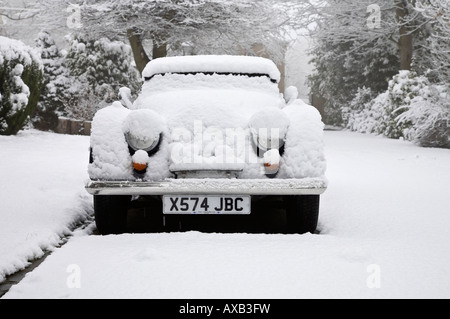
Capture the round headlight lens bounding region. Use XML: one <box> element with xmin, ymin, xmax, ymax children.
<box><xmin>125</xmin><ymin>132</ymin><xmax>159</xmax><ymax>152</ymax></box>
<box><xmin>257</xmin><ymin>136</ymin><xmax>284</xmax><ymax>151</ymax></box>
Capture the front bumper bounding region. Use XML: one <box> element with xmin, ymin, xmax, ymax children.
<box><xmin>85</xmin><ymin>177</ymin><xmax>328</xmax><ymax>196</ymax></box>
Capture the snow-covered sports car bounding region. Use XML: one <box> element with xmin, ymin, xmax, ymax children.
<box><xmin>85</xmin><ymin>55</ymin><xmax>327</xmax><ymax>235</ymax></box>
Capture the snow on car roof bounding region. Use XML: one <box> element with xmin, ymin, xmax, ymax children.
<box><xmin>142</xmin><ymin>55</ymin><xmax>281</xmax><ymax>83</ymax></box>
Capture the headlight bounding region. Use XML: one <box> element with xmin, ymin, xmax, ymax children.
<box><xmin>249</xmin><ymin>109</ymin><xmax>290</xmax><ymax>152</ymax></box>
<box><xmin>122</xmin><ymin>109</ymin><xmax>165</xmax><ymax>153</ymax></box>
<box><xmin>257</xmin><ymin>136</ymin><xmax>285</xmax><ymax>151</ymax></box>
<box><xmin>125</xmin><ymin>132</ymin><xmax>159</xmax><ymax>152</ymax></box>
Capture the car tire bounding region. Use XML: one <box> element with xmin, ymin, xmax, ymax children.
<box><xmin>94</xmin><ymin>195</ymin><xmax>131</xmax><ymax>235</ymax></box>
<box><xmin>284</xmin><ymin>195</ymin><xmax>320</xmax><ymax>234</ymax></box>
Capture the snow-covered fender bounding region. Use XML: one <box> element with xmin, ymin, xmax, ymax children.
<box><xmin>88</xmin><ymin>102</ymin><xmax>172</xmax><ymax>182</ymax></box>
<box><xmin>278</xmin><ymin>99</ymin><xmax>327</xmax><ymax>179</ymax></box>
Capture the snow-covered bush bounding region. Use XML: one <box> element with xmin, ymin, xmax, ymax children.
<box><xmin>378</xmin><ymin>71</ymin><xmax>430</xmax><ymax>139</ymax></box>
<box><xmin>64</xmin><ymin>35</ymin><xmax>142</xmax><ymax>121</ymax></box>
<box><xmin>344</xmin><ymin>87</ymin><xmax>388</xmax><ymax>135</ymax></box>
<box><xmin>345</xmin><ymin>71</ymin><xmax>449</xmax><ymax>149</ymax></box>
<box><xmin>343</xmin><ymin>87</ymin><xmax>376</xmax><ymax>133</ymax></box>
<box><xmin>33</xmin><ymin>31</ymin><xmax>73</xmax><ymax>131</ymax></box>
<box><xmin>397</xmin><ymin>85</ymin><xmax>450</xmax><ymax>148</ymax></box>
<box><xmin>0</xmin><ymin>36</ymin><xmax>43</xmax><ymax>135</ymax></box>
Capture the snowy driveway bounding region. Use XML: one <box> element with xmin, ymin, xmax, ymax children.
<box><xmin>1</xmin><ymin>130</ymin><xmax>450</xmax><ymax>298</ymax></box>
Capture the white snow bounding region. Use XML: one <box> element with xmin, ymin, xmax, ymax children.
<box><xmin>142</xmin><ymin>55</ymin><xmax>281</xmax><ymax>83</ymax></box>
<box><xmin>249</xmin><ymin>108</ymin><xmax>290</xmax><ymax>140</ymax></box>
<box><xmin>88</xmin><ymin>102</ymin><xmax>134</xmax><ymax>180</ymax></box>
<box><xmin>122</xmin><ymin>109</ymin><xmax>165</xmax><ymax>142</ymax></box>
<box><xmin>2</xmin><ymin>129</ymin><xmax>450</xmax><ymax>298</ymax></box>
<box><xmin>279</xmin><ymin>100</ymin><xmax>327</xmax><ymax>179</ymax></box>
<box><xmin>0</xmin><ymin>37</ymin><xmax>42</xmax><ymax>114</ymax></box>
<box><xmin>0</xmin><ymin>36</ymin><xmax>42</xmax><ymax>68</ymax></box>
<box><xmin>0</xmin><ymin>130</ymin><xmax>92</xmax><ymax>283</ymax></box>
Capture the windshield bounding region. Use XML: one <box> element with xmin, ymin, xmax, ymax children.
<box><xmin>133</xmin><ymin>73</ymin><xmax>284</xmax><ymax>129</ymax></box>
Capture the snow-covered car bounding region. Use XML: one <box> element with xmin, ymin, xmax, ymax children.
<box><xmin>85</xmin><ymin>55</ymin><xmax>327</xmax><ymax>235</ymax></box>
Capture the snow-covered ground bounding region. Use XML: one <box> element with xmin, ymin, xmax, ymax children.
<box><xmin>0</xmin><ymin>130</ymin><xmax>92</xmax><ymax>283</ymax></box>
<box><xmin>1</xmin><ymin>130</ymin><xmax>450</xmax><ymax>299</ymax></box>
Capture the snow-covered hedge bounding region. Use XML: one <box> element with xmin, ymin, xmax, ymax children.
<box><xmin>0</xmin><ymin>36</ymin><xmax>43</xmax><ymax>135</ymax></box>
<box><xmin>345</xmin><ymin>71</ymin><xmax>450</xmax><ymax>148</ymax></box>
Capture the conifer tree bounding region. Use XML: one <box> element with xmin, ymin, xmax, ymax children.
<box><xmin>33</xmin><ymin>31</ymin><xmax>71</xmax><ymax>131</ymax></box>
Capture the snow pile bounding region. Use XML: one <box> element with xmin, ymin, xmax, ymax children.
<box><xmin>142</xmin><ymin>55</ymin><xmax>281</xmax><ymax>83</ymax></box>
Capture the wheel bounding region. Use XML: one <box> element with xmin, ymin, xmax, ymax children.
<box><xmin>94</xmin><ymin>195</ymin><xmax>131</xmax><ymax>235</ymax></box>
<box><xmin>284</xmin><ymin>195</ymin><xmax>320</xmax><ymax>234</ymax></box>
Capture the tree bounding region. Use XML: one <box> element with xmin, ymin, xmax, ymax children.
<box><xmin>63</xmin><ymin>34</ymin><xmax>142</xmax><ymax>120</ymax></box>
<box><xmin>305</xmin><ymin>1</ymin><xmax>423</xmax><ymax>69</ymax></box>
<box><xmin>0</xmin><ymin>1</ymin><xmax>41</xmax><ymax>38</ymax></box>
<box><xmin>415</xmin><ymin>0</ymin><xmax>450</xmax><ymax>84</ymax></box>
<box><xmin>306</xmin><ymin>1</ymin><xmax>402</xmax><ymax>124</ymax></box>
<box><xmin>33</xmin><ymin>31</ymin><xmax>72</xmax><ymax>131</ymax></box>
<box><xmin>305</xmin><ymin>0</ymin><xmax>433</xmax><ymax>125</ymax></box>
<box><xmin>38</xmin><ymin>0</ymin><xmax>298</xmax><ymax>75</ymax></box>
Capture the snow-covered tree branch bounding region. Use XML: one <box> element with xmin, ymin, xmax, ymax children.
<box><xmin>415</xmin><ymin>0</ymin><xmax>450</xmax><ymax>83</ymax></box>
<box><xmin>36</xmin><ymin>0</ymin><xmax>301</xmax><ymax>74</ymax></box>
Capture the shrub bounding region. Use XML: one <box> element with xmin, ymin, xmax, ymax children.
<box><xmin>343</xmin><ymin>87</ymin><xmax>376</xmax><ymax>133</ymax></box>
<box><xmin>397</xmin><ymin>85</ymin><xmax>450</xmax><ymax>148</ymax></box>
<box><xmin>0</xmin><ymin>36</ymin><xmax>43</xmax><ymax>135</ymax></box>
<box><xmin>379</xmin><ymin>70</ymin><xmax>430</xmax><ymax>139</ymax></box>
<box><xmin>345</xmin><ymin>71</ymin><xmax>449</xmax><ymax>149</ymax></box>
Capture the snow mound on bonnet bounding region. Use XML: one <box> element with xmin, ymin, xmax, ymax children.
<box><xmin>142</xmin><ymin>55</ymin><xmax>281</xmax><ymax>83</ymax></box>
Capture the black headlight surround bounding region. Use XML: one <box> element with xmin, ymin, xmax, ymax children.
<box><xmin>251</xmin><ymin>132</ymin><xmax>286</xmax><ymax>157</ymax></box>
<box><xmin>127</xmin><ymin>133</ymin><xmax>163</xmax><ymax>157</ymax></box>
